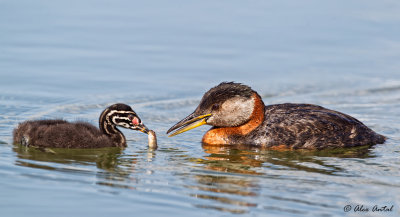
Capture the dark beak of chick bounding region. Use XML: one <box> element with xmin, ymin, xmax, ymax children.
<box><xmin>166</xmin><ymin>113</ymin><xmax>211</xmax><ymax>137</ymax></box>
<box><xmin>137</xmin><ymin>122</ymin><xmax>150</xmax><ymax>134</ymax></box>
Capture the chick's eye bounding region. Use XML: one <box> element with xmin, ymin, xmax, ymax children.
<box><xmin>212</xmin><ymin>104</ymin><xmax>220</xmax><ymax>111</ymax></box>
<box><xmin>128</xmin><ymin>115</ymin><xmax>133</xmax><ymax>121</ymax></box>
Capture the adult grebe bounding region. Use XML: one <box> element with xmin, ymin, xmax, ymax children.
<box><xmin>167</xmin><ymin>82</ymin><xmax>385</xmax><ymax>149</ymax></box>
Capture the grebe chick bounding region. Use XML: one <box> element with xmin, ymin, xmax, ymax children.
<box><xmin>167</xmin><ymin>82</ymin><xmax>386</xmax><ymax>149</ymax></box>
<box><xmin>13</xmin><ymin>103</ymin><xmax>149</xmax><ymax>148</ymax></box>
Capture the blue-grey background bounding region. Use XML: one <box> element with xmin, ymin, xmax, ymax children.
<box><xmin>1</xmin><ymin>1</ymin><xmax>399</xmax><ymax>216</ymax></box>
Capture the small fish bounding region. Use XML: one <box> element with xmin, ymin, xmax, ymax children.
<box><xmin>148</xmin><ymin>130</ymin><xmax>157</xmax><ymax>149</ymax></box>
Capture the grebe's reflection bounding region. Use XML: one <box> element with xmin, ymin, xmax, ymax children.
<box><xmin>186</xmin><ymin>144</ymin><xmax>374</xmax><ymax>214</ymax></box>
<box><xmin>12</xmin><ymin>144</ymin><xmax>152</xmax><ymax>190</ymax></box>
<box><xmin>203</xmin><ymin>144</ymin><xmax>373</xmax><ymax>174</ymax></box>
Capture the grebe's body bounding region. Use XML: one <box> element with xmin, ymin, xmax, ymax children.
<box><xmin>167</xmin><ymin>82</ymin><xmax>385</xmax><ymax>149</ymax></box>
<box><xmin>13</xmin><ymin>103</ymin><xmax>149</xmax><ymax>148</ymax></box>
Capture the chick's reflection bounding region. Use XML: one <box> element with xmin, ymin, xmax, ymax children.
<box><xmin>12</xmin><ymin>145</ymin><xmax>139</xmax><ymax>189</ymax></box>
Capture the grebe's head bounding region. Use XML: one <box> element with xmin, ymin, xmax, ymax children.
<box><xmin>101</xmin><ymin>103</ymin><xmax>149</xmax><ymax>134</ymax></box>
<box><xmin>167</xmin><ymin>82</ymin><xmax>256</xmax><ymax>137</ymax></box>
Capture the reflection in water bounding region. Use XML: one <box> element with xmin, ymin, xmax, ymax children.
<box><xmin>185</xmin><ymin>144</ymin><xmax>374</xmax><ymax>214</ymax></box>
<box><xmin>189</xmin><ymin>173</ymin><xmax>258</xmax><ymax>214</ymax></box>
<box><xmin>202</xmin><ymin>144</ymin><xmax>373</xmax><ymax>174</ymax></box>
<box><xmin>12</xmin><ymin>143</ymin><xmax>380</xmax><ymax>215</ymax></box>
<box><xmin>12</xmin><ymin>144</ymin><xmax>142</xmax><ymax>189</ymax></box>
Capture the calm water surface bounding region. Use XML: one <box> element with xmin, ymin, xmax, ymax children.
<box><xmin>1</xmin><ymin>1</ymin><xmax>400</xmax><ymax>216</ymax></box>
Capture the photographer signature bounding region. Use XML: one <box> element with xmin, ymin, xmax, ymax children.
<box><xmin>344</xmin><ymin>204</ymin><xmax>394</xmax><ymax>213</ymax></box>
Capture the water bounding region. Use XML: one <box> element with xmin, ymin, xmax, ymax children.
<box><xmin>1</xmin><ymin>0</ymin><xmax>400</xmax><ymax>216</ymax></box>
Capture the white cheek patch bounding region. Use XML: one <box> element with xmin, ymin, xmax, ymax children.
<box><xmin>222</xmin><ymin>97</ymin><xmax>254</xmax><ymax>115</ymax></box>
<box><xmin>217</xmin><ymin>96</ymin><xmax>255</xmax><ymax>127</ymax></box>
<box><xmin>224</xmin><ymin>97</ymin><xmax>251</xmax><ymax>112</ymax></box>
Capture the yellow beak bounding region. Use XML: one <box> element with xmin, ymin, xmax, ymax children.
<box><xmin>167</xmin><ymin>114</ymin><xmax>211</xmax><ymax>137</ymax></box>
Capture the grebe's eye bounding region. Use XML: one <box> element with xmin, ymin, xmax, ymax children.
<box><xmin>212</xmin><ymin>104</ymin><xmax>220</xmax><ymax>111</ymax></box>
<box><xmin>128</xmin><ymin>115</ymin><xmax>134</xmax><ymax>121</ymax></box>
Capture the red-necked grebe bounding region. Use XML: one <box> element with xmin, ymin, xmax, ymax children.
<box><xmin>167</xmin><ymin>82</ymin><xmax>386</xmax><ymax>149</ymax></box>
<box><xmin>13</xmin><ymin>103</ymin><xmax>149</xmax><ymax>148</ymax></box>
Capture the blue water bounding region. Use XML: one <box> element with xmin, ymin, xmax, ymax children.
<box><xmin>1</xmin><ymin>1</ymin><xmax>400</xmax><ymax>216</ymax></box>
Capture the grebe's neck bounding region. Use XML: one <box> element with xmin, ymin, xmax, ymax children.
<box><xmin>202</xmin><ymin>93</ymin><xmax>265</xmax><ymax>145</ymax></box>
<box><xmin>99</xmin><ymin>108</ymin><xmax>127</xmax><ymax>147</ymax></box>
